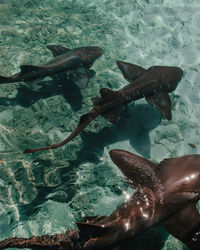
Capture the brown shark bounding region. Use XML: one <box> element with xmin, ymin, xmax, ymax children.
<box><xmin>0</xmin><ymin>150</ymin><xmax>199</xmax><ymax>249</ymax></box>
<box><xmin>0</xmin><ymin>45</ymin><xmax>103</xmax><ymax>88</ymax></box>
<box><xmin>24</xmin><ymin>61</ymin><xmax>183</xmax><ymax>154</ymax></box>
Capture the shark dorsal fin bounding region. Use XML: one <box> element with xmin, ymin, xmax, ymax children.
<box><xmin>116</xmin><ymin>60</ymin><xmax>146</xmax><ymax>82</ymax></box>
<box><xmin>100</xmin><ymin>88</ymin><xmax>119</xmax><ymax>101</ymax></box>
<box><xmin>109</xmin><ymin>150</ymin><xmax>163</xmax><ymax>196</ymax></box>
<box><xmin>20</xmin><ymin>65</ymin><xmax>43</xmax><ymax>74</ymax></box>
<box><xmin>102</xmin><ymin>106</ymin><xmax>122</xmax><ymax>123</ymax></box>
<box><xmin>46</xmin><ymin>45</ymin><xmax>71</xmax><ymax>57</ymax></box>
<box><xmin>164</xmin><ymin>203</ymin><xmax>200</xmax><ymax>248</ymax></box>
<box><xmin>99</xmin><ymin>88</ymin><xmax>122</xmax><ymax>123</ymax></box>
<box><xmin>145</xmin><ymin>93</ymin><xmax>172</xmax><ymax>120</ymax></box>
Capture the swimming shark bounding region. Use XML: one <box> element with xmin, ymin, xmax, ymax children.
<box><xmin>0</xmin><ymin>45</ymin><xmax>103</xmax><ymax>88</ymax></box>
<box><xmin>23</xmin><ymin>61</ymin><xmax>183</xmax><ymax>153</ymax></box>
<box><xmin>0</xmin><ymin>150</ymin><xmax>199</xmax><ymax>249</ymax></box>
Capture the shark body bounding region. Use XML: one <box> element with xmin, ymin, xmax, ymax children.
<box><xmin>0</xmin><ymin>45</ymin><xmax>103</xmax><ymax>88</ymax></box>
<box><xmin>24</xmin><ymin>61</ymin><xmax>183</xmax><ymax>153</ymax></box>
<box><xmin>0</xmin><ymin>150</ymin><xmax>199</xmax><ymax>249</ymax></box>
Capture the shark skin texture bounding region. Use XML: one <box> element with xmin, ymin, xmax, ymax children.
<box><xmin>0</xmin><ymin>45</ymin><xmax>103</xmax><ymax>89</ymax></box>
<box><xmin>0</xmin><ymin>150</ymin><xmax>199</xmax><ymax>249</ymax></box>
<box><xmin>23</xmin><ymin>61</ymin><xmax>183</xmax><ymax>154</ymax></box>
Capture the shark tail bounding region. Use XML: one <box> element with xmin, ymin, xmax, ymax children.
<box><xmin>0</xmin><ymin>221</ymin><xmax>108</xmax><ymax>249</ymax></box>
<box><xmin>23</xmin><ymin>112</ymin><xmax>96</xmax><ymax>154</ymax></box>
<box><xmin>0</xmin><ymin>232</ymin><xmax>75</xmax><ymax>249</ymax></box>
<box><xmin>0</xmin><ymin>76</ymin><xmax>15</xmax><ymax>84</ymax></box>
<box><xmin>92</xmin><ymin>88</ymin><xmax>122</xmax><ymax>123</ymax></box>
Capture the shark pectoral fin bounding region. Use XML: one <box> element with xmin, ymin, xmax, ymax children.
<box><xmin>20</xmin><ymin>65</ymin><xmax>43</xmax><ymax>74</ymax></box>
<box><xmin>102</xmin><ymin>106</ymin><xmax>122</xmax><ymax>123</ymax></box>
<box><xmin>46</xmin><ymin>45</ymin><xmax>71</xmax><ymax>57</ymax></box>
<box><xmin>66</xmin><ymin>67</ymin><xmax>89</xmax><ymax>89</ymax></box>
<box><xmin>163</xmin><ymin>203</ymin><xmax>200</xmax><ymax>248</ymax></box>
<box><xmin>145</xmin><ymin>92</ymin><xmax>172</xmax><ymax>120</ymax></box>
<box><xmin>116</xmin><ymin>60</ymin><xmax>146</xmax><ymax>82</ymax></box>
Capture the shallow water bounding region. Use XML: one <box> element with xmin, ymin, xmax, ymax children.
<box><xmin>0</xmin><ymin>0</ymin><xmax>200</xmax><ymax>249</ymax></box>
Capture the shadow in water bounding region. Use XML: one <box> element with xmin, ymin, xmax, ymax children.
<box><xmin>0</xmin><ymin>70</ymin><xmax>95</xmax><ymax>111</ymax></box>
<box><xmin>18</xmin><ymin>186</ymin><xmax>55</xmax><ymax>220</ymax></box>
<box><xmin>117</xmin><ymin>226</ymin><xmax>167</xmax><ymax>250</ymax></box>
<box><xmin>73</xmin><ymin>103</ymin><xmax>162</xmax><ymax>164</ymax></box>
<box><xmin>17</xmin><ymin>103</ymin><xmax>162</xmax><ymax>231</ymax></box>
<box><xmin>57</xmin><ymin>103</ymin><xmax>162</xmax><ymax>200</ymax></box>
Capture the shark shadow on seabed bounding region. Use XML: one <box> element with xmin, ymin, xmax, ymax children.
<box><xmin>70</xmin><ymin>103</ymin><xmax>163</xmax><ymax>165</ymax></box>
<box><xmin>0</xmin><ymin>69</ymin><xmax>95</xmax><ymax>112</ymax></box>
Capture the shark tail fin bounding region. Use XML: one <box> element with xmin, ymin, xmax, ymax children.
<box><xmin>0</xmin><ymin>76</ymin><xmax>14</xmax><ymax>84</ymax></box>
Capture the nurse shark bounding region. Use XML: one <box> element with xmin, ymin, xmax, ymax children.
<box><xmin>24</xmin><ymin>61</ymin><xmax>183</xmax><ymax>153</ymax></box>
<box><xmin>0</xmin><ymin>150</ymin><xmax>199</xmax><ymax>249</ymax></box>
<box><xmin>0</xmin><ymin>45</ymin><xmax>103</xmax><ymax>88</ymax></box>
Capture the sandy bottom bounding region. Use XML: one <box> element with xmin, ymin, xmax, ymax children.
<box><xmin>0</xmin><ymin>0</ymin><xmax>200</xmax><ymax>249</ymax></box>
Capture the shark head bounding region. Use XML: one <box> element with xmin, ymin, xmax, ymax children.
<box><xmin>74</xmin><ymin>46</ymin><xmax>103</xmax><ymax>67</ymax></box>
<box><xmin>109</xmin><ymin>149</ymin><xmax>163</xmax><ymax>201</ymax></box>
<box><xmin>109</xmin><ymin>150</ymin><xmax>200</xmax><ymax>204</ymax></box>
<box><xmin>116</xmin><ymin>61</ymin><xmax>183</xmax><ymax>92</ymax></box>
<box><xmin>149</xmin><ymin>66</ymin><xmax>183</xmax><ymax>92</ymax></box>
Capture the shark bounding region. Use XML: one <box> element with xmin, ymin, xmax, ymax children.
<box><xmin>0</xmin><ymin>45</ymin><xmax>103</xmax><ymax>88</ymax></box>
<box><xmin>0</xmin><ymin>149</ymin><xmax>199</xmax><ymax>249</ymax></box>
<box><xmin>23</xmin><ymin>61</ymin><xmax>183</xmax><ymax>154</ymax></box>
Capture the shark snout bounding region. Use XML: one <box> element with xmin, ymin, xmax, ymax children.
<box><xmin>86</xmin><ymin>46</ymin><xmax>104</xmax><ymax>58</ymax></box>
<box><xmin>109</xmin><ymin>149</ymin><xmax>129</xmax><ymax>166</ymax></box>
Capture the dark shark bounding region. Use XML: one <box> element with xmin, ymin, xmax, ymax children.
<box><xmin>24</xmin><ymin>61</ymin><xmax>183</xmax><ymax>153</ymax></box>
<box><xmin>0</xmin><ymin>45</ymin><xmax>103</xmax><ymax>88</ymax></box>
<box><xmin>0</xmin><ymin>150</ymin><xmax>199</xmax><ymax>249</ymax></box>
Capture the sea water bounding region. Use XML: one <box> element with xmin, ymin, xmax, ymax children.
<box><xmin>0</xmin><ymin>0</ymin><xmax>199</xmax><ymax>249</ymax></box>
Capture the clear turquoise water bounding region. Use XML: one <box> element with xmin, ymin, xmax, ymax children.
<box><xmin>0</xmin><ymin>0</ymin><xmax>200</xmax><ymax>249</ymax></box>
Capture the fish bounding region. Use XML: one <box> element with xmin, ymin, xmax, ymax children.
<box><xmin>0</xmin><ymin>149</ymin><xmax>199</xmax><ymax>249</ymax></box>
<box><xmin>0</xmin><ymin>45</ymin><xmax>103</xmax><ymax>88</ymax></box>
<box><xmin>23</xmin><ymin>61</ymin><xmax>183</xmax><ymax>154</ymax></box>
